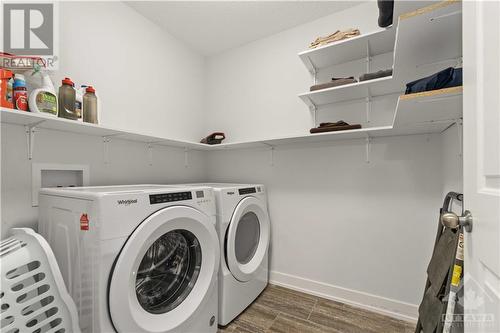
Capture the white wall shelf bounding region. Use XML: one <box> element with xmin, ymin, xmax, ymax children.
<box><xmin>298</xmin><ymin>0</ymin><xmax>462</xmax><ymax>110</ymax></box>
<box><xmin>0</xmin><ymin>108</ymin><xmax>210</xmax><ymax>151</ymax></box>
<box><xmin>298</xmin><ymin>76</ymin><xmax>403</xmax><ymax>109</ymax></box>
<box><xmin>393</xmin><ymin>0</ymin><xmax>462</xmax><ymax>81</ymax></box>
<box><xmin>213</xmin><ymin>85</ymin><xmax>464</xmax><ymax>150</ymax></box>
<box><xmin>298</xmin><ymin>28</ymin><xmax>396</xmax><ymax>74</ymax></box>
<box><xmin>1</xmin><ymin>2</ymin><xmax>463</xmax><ymax>157</ymax></box>
<box><xmin>393</xmin><ymin>86</ymin><xmax>462</xmax><ymax>128</ymax></box>
<box><xmin>3</xmin><ymin>86</ymin><xmax>461</xmax><ymax>155</ymax></box>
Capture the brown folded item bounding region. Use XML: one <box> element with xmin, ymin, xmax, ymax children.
<box><xmin>310</xmin><ymin>77</ymin><xmax>357</xmax><ymax>91</ymax></box>
<box><xmin>359</xmin><ymin>68</ymin><xmax>393</xmax><ymax>82</ymax></box>
<box><xmin>309</xmin><ymin>28</ymin><xmax>361</xmax><ymax>49</ymax></box>
<box><xmin>310</xmin><ymin>121</ymin><xmax>362</xmax><ymax>134</ymax></box>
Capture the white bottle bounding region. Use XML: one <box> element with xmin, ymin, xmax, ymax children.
<box><xmin>28</xmin><ymin>73</ymin><xmax>58</xmax><ymax>116</ymax></box>
<box><xmin>75</xmin><ymin>85</ymin><xmax>87</xmax><ymax>122</ymax></box>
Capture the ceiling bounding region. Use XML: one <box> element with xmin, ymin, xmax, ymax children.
<box><xmin>126</xmin><ymin>1</ymin><xmax>364</xmax><ymax>56</ymax></box>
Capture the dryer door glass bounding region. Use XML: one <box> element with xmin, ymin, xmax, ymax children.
<box><xmin>234</xmin><ymin>212</ymin><xmax>260</xmax><ymax>264</ymax></box>
<box><xmin>135</xmin><ymin>229</ymin><xmax>202</xmax><ymax>314</ymax></box>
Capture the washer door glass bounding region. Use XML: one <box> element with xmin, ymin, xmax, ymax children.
<box><xmin>234</xmin><ymin>212</ymin><xmax>260</xmax><ymax>264</ymax></box>
<box><xmin>135</xmin><ymin>229</ymin><xmax>202</xmax><ymax>314</ymax></box>
<box><xmin>225</xmin><ymin>197</ymin><xmax>270</xmax><ymax>282</ymax></box>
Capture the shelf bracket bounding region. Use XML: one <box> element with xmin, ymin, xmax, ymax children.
<box><xmin>103</xmin><ymin>136</ymin><xmax>111</xmax><ymax>165</ymax></box>
<box><xmin>308</xmin><ymin>101</ymin><xmax>318</xmax><ymax>127</ymax></box>
<box><xmin>147</xmin><ymin>143</ymin><xmax>154</xmax><ymax>166</ymax></box>
<box><xmin>184</xmin><ymin>147</ymin><xmax>189</xmax><ymax>168</ymax></box>
<box><xmin>304</xmin><ymin>56</ymin><xmax>318</xmax><ymax>84</ymax></box>
<box><xmin>365</xmin><ymin>93</ymin><xmax>372</xmax><ymax>124</ymax></box>
<box><xmin>25</xmin><ymin>120</ymin><xmax>45</xmax><ymax>160</ymax></box>
<box><xmin>365</xmin><ymin>136</ymin><xmax>372</xmax><ymax>164</ymax></box>
<box><xmin>269</xmin><ymin>146</ymin><xmax>275</xmax><ymax>167</ymax></box>
<box><xmin>365</xmin><ymin>40</ymin><xmax>371</xmax><ymax>73</ymax></box>
<box><xmin>263</xmin><ymin>144</ymin><xmax>275</xmax><ymax>166</ymax></box>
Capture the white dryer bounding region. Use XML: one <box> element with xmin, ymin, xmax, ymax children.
<box><xmin>180</xmin><ymin>183</ymin><xmax>270</xmax><ymax>326</ymax></box>
<box><xmin>38</xmin><ymin>185</ymin><xmax>220</xmax><ymax>333</ymax></box>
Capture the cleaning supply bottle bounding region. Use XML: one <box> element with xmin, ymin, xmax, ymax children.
<box><xmin>28</xmin><ymin>72</ymin><xmax>58</xmax><ymax>116</ymax></box>
<box><xmin>82</xmin><ymin>86</ymin><xmax>98</xmax><ymax>124</ymax></box>
<box><xmin>75</xmin><ymin>85</ymin><xmax>87</xmax><ymax>122</ymax></box>
<box><xmin>13</xmin><ymin>74</ymin><xmax>29</xmax><ymax>111</ymax></box>
<box><xmin>58</xmin><ymin>77</ymin><xmax>77</xmax><ymax>120</ymax></box>
<box><xmin>0</xmin><ymin>69</ymin><xmax>14</xmax><ymax>108</ymax></box>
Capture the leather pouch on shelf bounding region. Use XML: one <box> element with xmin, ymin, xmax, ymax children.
<box><xmin>200</xmin><ymin>132</ymin><xmax>226</xmax><ymax>145</ymax></box>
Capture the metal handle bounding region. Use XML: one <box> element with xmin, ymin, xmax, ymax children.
<box><xmin>441</xmin><ymin>210</ymin><xmax>473</xmax><ymax>232</ymax></box>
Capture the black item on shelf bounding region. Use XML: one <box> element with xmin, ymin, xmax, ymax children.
<box><xmin>200</xmin><ymin>132</ymin><xmax>226</xmax><ymax>145</ymax></box>
<box><xmin>405</xmin><ymin>67</ymin><xmax>462</xmax><ymax>94</ymax></box>
<box><xmin>359</xmin><ymin>69</ymin><xmax>393</xmax><ymax>82</ymax></box>
<box><xmin>377</xmin><ymin>0</ymin><xmax>394</xmax><ymax>28</ymax></box>
<box><xmin>310</xmin><ymin>121</ymin><xmax>361</xmax><ymax>134</ymax></box>
<box><xmin>310</xmin><ymin>77</ymin><xmax>357</xmax><ymax>91</ymax></box>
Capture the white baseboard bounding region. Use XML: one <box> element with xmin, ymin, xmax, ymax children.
<box><xmin>269</xmin><ymin>270</ymin><xmax>418</xmax><ymax>323</ymax></box>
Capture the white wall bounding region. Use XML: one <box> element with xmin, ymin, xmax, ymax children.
<box><xmin>204</xmin><ymin>2</ymin><xmax>384</xmax><ymax>141</ymax></box>
<box><xmin>1</xmin><ymin>1</ymin><xmax>208</xmax><ymax>237</ymax></box>
<box><xmin>0</xmin><ymin>123</ymin><xmax>207</xmax><ymax>238</ymax></box>
<box><xmin>203</xmin><ymin>2</ymin><xmax>463</xmax><ymax>320</ymax></box>
<box><xmin>206</xmin><ymin>135</ymin><xmax>450</xmax><ymax>319</ymax></box>
<box><xmin>0</xmin><ymin>0</ymin><xmax>463</xmax><ymax>322</ymax></box>
<box><xmin>54</xmin><ymin>1</ymin><xmax>206</xmax><ymax>141</ymax></box>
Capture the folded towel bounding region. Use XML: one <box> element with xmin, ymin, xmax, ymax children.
<box><xmin>359</xmin><ymin>69</ymin><xmax>393</xmax><ymax>82</ymax></box>
<box><xmin>310</xmin><ymin>77</ymin><xmax>357</xmax><ymax>91</ymax></box>
<box><xmin>309</xmin><ymin>28</ymin><xmax>361</xmax><ymax>49</ymax></box>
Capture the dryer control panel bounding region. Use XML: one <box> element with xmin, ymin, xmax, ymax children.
<box><xmin>238</xmin><ymin>187</ymin><xmax>256</xmax><ymax>195</ymax></box>
<box><xmin>149</xmin><ymin>191</ymin><xmax>192</xmax><ymax>204</ymax></box>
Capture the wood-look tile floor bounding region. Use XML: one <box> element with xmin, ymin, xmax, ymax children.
<box><xmin>218</xmin><ymin>284</ymin><xmax>416</xmax><ymax>333</ymax></box>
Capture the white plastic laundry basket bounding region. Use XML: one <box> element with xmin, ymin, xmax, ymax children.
<box><xmin>0</xmin><ymin>228</ymin><xmax>80</xmax><ymax>333</ymax></box>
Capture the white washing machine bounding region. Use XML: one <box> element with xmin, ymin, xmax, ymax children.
<box><xmin>180</xmin><ymin>183</ymin><xmax>270</xmax><ymax>325</ymax></box>
<box><xmin>38</xmin><ymin>185</ymin><xmax>220</xmax><ymax>333</ymax></box>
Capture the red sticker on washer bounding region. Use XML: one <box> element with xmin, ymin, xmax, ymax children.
<box><xmin>80</xmin><ymin>214</ymin><xmax>89</xmax><ymax>231</ymax></box>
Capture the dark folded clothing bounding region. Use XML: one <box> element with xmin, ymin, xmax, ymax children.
<box><xmin>377</xmin><ymin>0</ymin><xmax>394</xmax><ymax>28</ymax></box>
<box><xmin>359</xmin><ymin>69</ymin><xmax>393</xmax><ymax>82</ymax></box>
<box><xmin>310</xmin><ymin>121</ymin><xmax>362</xmax><ymax>134</ymax></box>
<box><xmin>310</xmin><ymin>77</ymin><xmax>357</xmax><ymax>91</ymax></box>
<box><xmin>405</xmin><ymin>67</ymin><xmax>462</xmax><ymax>94</ymax></box>
<box><xmin>427</xmin><ymin>228</ymin><xmax>458</xmax><ymax>293</ymax></box>
<box><xmin>418</xmin><ymin>286</ymin><xmax>444</xmax><ymax>333</ymax></box>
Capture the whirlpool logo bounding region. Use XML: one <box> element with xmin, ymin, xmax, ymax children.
<box><xmin>117</xmin><ymin>199</ymin><xmax>138</xmax><ymax>206</ymax></box>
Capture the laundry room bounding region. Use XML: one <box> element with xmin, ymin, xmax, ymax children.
<box><xmin>1</xmin><ymin>1</ymin><xmax>499</xmax><ymax>333</ymax></box>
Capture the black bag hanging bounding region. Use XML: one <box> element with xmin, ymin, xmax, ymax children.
<box><xmin>377</xmin><ymin>0</ymin><xmax>394</xmax><ymax>28</ymax></box>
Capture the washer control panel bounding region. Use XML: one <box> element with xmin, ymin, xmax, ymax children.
<box><xmin>149</xmin><ymin>191</ymin><xmax>192</xmax><ymax>204</ymax></box>
<box><xmin>238</xmin><ymin>187</ymin><xmax>256</xmax><ymax>195</ymax></box>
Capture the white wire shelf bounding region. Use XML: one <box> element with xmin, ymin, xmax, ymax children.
<box><xmin>0</xmin><ymin>107</ymin><xmax>210</xmax><ymax>151</ymax></box>
<box><xmin>298</xmin><ymin>28</ymin><xmax>396</xmax><ymax>73</ymax></box>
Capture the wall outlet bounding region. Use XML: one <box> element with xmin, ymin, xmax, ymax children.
<box><xmin>32</xmin><ymin>163</ymin><xmax>89</xmax><ymax>206</ymax></box>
